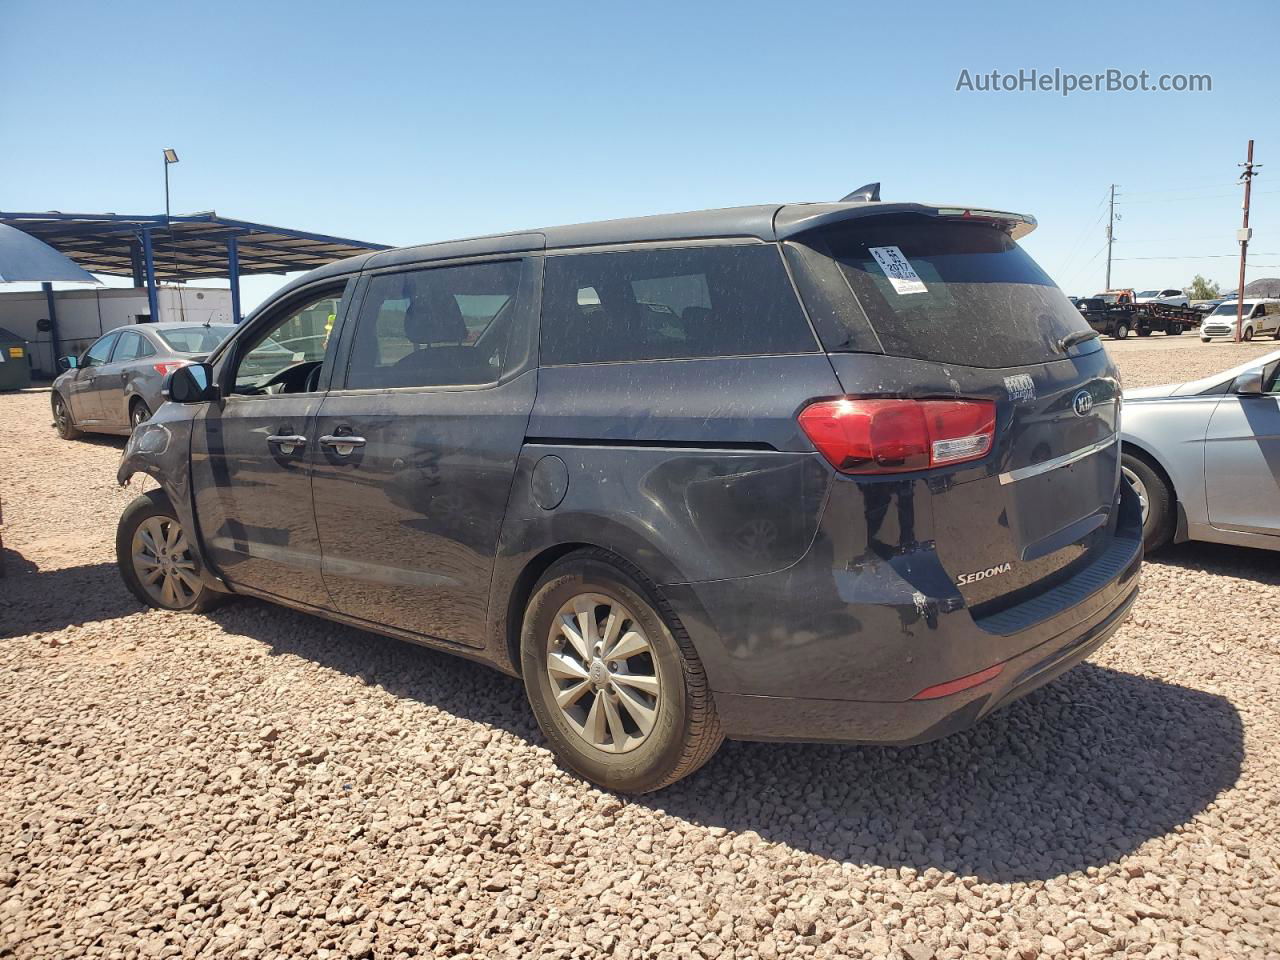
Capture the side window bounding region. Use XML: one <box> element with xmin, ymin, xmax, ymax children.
<box><xmin>345</xmin><ymin>260</ymin><xmax>522</xmax><ymax>389</ymax></box>
<box><xmin>540</xmin><ymin>245</ymin><xmax>816</xmax><ymax>365</ymax></box>
<box><xmin>230</xmin><ymin>289</ymin><xmax>344</xmax><ymax>396</ymax></box>
<box><xmin>112</xmin><ymin>331</ymin><xmax>144</xmax><ymax>362</ymax></box>
<box><xmin>82</xmin><ymin>332</ymin><xmax>120</xmax><ymax>367</ymax></box>
<box><xmin>136</xmin><ymin>335</ymin><xmax>157</xmax><ymax>359</ymax></box>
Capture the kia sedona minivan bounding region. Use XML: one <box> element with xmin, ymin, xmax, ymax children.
<box><xmin>116</xmin><ymin>196</ymin><xmax>1142</xmax><ymax>792</ymax></box>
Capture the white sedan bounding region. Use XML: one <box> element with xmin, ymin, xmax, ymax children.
<box><xmin>1122</xmin><ymin>349</ymin><xmax>1280</xmax><ymax>552</ymax></box>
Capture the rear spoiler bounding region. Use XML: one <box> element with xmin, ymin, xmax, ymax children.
<box><xmin>774</xmin><ymin>202</ymin><xmax>1038</xmax><ymax>242</ymax></box>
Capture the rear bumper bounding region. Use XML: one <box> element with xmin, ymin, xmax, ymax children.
<box><xmin>716</xmin><ymin>574</ymin><xmax>1139</xmax><ymax>745</ymax></box>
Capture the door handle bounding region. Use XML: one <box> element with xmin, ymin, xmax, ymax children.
<box><xmin>267</xmin><ymin>434</ymin><xmax>308</xmax><ymax>455</ymax></box>
<box><xmin>319</xmin><ymin>434</ymin><xmax>366</xmax><ymax>456</ymax></box>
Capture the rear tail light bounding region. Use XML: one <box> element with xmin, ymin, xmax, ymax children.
<box><xmin>798</xmin><ymin>398</ymin><xmax>996</xmax><ymax>474</ymax></box>
<box><xmin>153</xmin><ymin>360</ymin><xmax>190</xmax><ymax>376</ymax></box>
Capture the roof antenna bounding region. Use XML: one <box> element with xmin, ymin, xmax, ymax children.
<box><xmin>840</xmin><ymin>182</ymin><xmax>880</xmax><ymax>203</ymax></box>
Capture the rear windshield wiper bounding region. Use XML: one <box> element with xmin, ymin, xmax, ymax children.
<box><xmin>1059</xmin><ymin>329</ymin><xmax>1101</xmax><ymax>352</ymax></box>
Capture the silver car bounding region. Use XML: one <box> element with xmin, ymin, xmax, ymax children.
<box><xmin>1122</xmin><ymin>348</ymin><xmax>1280</xmax><ymax>551</ymax></box>
<box><xmin>51</xmin><ymin>322</ymin><xmax>236</xmax><ymax>439</ymax></box>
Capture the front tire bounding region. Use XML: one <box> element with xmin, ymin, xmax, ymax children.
<box><xmin>116</xmin><ymin>490</ymin><xmax>221</xmax><ymax>612</ymax></box>
<box><xmin>51</xmin><ymin>392</ymin><xmax>82</xmax><ymax>440</ymax></box>
<box><xmin>1122</xmin><ymin>452</ymin><xmax>1174</xmax><ymax>552</ymax></box>
<box><xmin>1243</xmin><ymin>326</ymin><xmax>1254</xmax><ymax>341</ymax></box>
<box><xmin>129</xmin><ymin>399</ymin><xmax>152</xmax><ymax>430</ymax></box>
<box><xmin>521</xmin><ymin>549</ymin><xmax>722</xmax><ymax>793</ymax></box>
<box><xmin>1114</xmin><ymin>323</ymin><xmax>1129</xmax><ymax>340</ymax></box>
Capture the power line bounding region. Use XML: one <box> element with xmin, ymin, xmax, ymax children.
<box><xmin>1114</xmin><ymin>253</ymin><xmax>1279</xmax><ymax>261</ymax></box>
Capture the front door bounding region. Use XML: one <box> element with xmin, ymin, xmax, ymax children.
<box><xmin>69</xmin><ymin>330</ymin><xmax>120</xmax><ymax>422</ymax></box>
<box><xmin>1205</xmin><ymin>361</ymin><xmax>1280</xmax><ymax>537</ymax></box>
<box><xmin>310</xmin><ymin>258</ymin><xmax>539</xmax><ymax>646</ymax></box>
<box><xmin>190</xmin><ymin>282</ymin><xmax>350</xmax><ymax>606</ymax></box>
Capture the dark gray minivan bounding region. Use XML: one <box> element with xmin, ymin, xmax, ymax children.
<box><xmin>116</xmin><ymin>198</ymin><xmax>1142</xmax><ymax>792</ymax></box>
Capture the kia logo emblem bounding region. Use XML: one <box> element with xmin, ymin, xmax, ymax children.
<box><xmin>1072</xmin><ymin>390</ymin><xmax>1094</xmax><ymax>417</ymax></box>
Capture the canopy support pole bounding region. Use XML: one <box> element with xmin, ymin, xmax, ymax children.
<box><xmin>42</xmin><ymin>282</ymin><xmax>61</xmax><ymax>375</ymax></box>
<box><xmin>226</xmin><ymin>236</ymin><xmax>242</xmax><ymax>323</ymax></box>
<box><xmin>141</xmin><ymin>228</ymin><xmax>159</xmax><ymax>321</ymax></box>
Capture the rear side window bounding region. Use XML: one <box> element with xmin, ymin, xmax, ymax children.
<box><xmin>540</xmin><ymin>245</ymin><xmax>816</xmax><ymax>365</ymax></box>
<box><xmin>157</xmin><ymin>325</ymin><xmax>235</xmax><ymax>353</ymax></box>
<box><xmin>112</xmin><ymin>331</ymin><xmax>147</xmax><ymax>362</ymax></box>
<box><xmin>786</xmin><ymin>216</ymin><xmax>1094</xmax><ymax>368</ymax></box>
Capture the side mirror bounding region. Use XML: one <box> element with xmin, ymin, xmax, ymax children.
<box><xmin>163</xmin><ymin>362</ymin><xmax>218</xmax><ymax>404</ymax></box>
<box><xmin>1232</xmin><ymin>370</ymin><xmax>1265</xmax><ymax>396</ymax></box>
<box><xmin>57</xmin><ymin>355</ymin><xmax>79</xmax><ymax>371</ymax></box>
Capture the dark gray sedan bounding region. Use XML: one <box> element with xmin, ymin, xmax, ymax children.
<box><xmin>51</xmin><ymin>323</ymin><xmax>235</xmax><ymax>439</ymax></box>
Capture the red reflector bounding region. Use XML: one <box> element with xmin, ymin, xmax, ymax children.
<box><xmin>154</xmin><ymin>360</ymin><xmax>190</xmax><ymax>376</ymax></box>
<box><xmin>911</xmin><ymin>663</ymin><xmax>1004</xmax><ymax>701</ymax></box>
<box><xmin>797</xmin><ymin>398</ymin><xmax>995</xmax><ymax>474</ymax></box>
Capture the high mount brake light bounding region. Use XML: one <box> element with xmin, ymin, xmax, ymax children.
<box><xmin>798</xmin><ymin>398</ymin><xmax>996</xmax><ymax>475</ymax></box>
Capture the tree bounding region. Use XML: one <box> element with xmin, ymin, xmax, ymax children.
<box><xmin>1187</xmin><ymin>275</ymin><xmax>1221</xmax><ymax>300</ymax></box>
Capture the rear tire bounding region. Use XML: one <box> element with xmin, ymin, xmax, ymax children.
<box><xmin>1121</xmin><ymin>452</ymin><xmax>1174</xmax><ymax>552</ymax></box>
<box><xmin>521</xmin><ymin>548</ymin><xmax>723</xmax><ymax>793</ymax></box>
<box><xmin>116</xmin><ymin>490</ymin><xmax>222</xmax><ymax>612</ymax></box>
<box><xmin>51</xmin><ymin>392</ymin><xmax>82</xmax><ymax>440</ymax></box>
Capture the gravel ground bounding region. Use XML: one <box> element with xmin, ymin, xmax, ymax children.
<box><xmin>2</xmin><ymin>338</ymin><xmax>1278</xmax><ymax>960</ymax></box>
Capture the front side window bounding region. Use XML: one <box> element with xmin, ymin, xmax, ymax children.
<box><xmin>230</xmin><ymin>289</ymin><xmax>343</xmax><ymax>395</ymax></box>
<box><xmin>345</xmin><ymin>260</ymin><xmax>522</xmax><ymax>389</ymax></box>
<box><xmin>540</xmin><ymin>245</ymin><xmax>815</xmax><ymax>365</ymax></box>
<box><xmin>82</xmin><ymin>332</ymin><xmax>120</xmax><ymax>367</ymax></box>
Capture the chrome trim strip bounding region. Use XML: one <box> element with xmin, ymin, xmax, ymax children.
<box><xmin>998</xmin><ymin>435</ymin><xmax>1118</xmax><ymax>486</ymax></box>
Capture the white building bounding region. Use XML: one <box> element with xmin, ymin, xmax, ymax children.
<box><xmin>0</xmin><ymin>285</ymin><xmax>233</xmax><ymax>376</ymax></box>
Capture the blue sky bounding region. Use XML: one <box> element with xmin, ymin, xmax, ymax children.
<box><xmin>3</xmin><ymin>0</ymin><xmax>1278</xmax><ymax>310</ymax></box>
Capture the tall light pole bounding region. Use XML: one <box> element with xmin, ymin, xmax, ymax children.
<box><xmin>162</xmin><ymin>149</ymin><xmax>180</xmax><ymax>305</ymax></box>
<box><xmin>1234</xmin><ymin>140</ymin><xmax>1259</xmax><ymax>343</ymax></box>
<box><xmin>163</xmin><ymin>148</ymin><xmax>179</xmax><ymax>225</ymax></box>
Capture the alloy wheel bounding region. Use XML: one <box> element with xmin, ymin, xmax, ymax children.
<box><xmin>545</xmin><ymin>593</ymin><xmax>661</xmax><ymax>754</ymax></box>
<box><xmin>53</xmin><ymin>396</ymin><xmax>70</xmax><ymax>432</ymax></box>
<box><xmin>1121</xmin><ymin>464</ymin><xmax>1150</xmax><ymax>527</ymax></box>
<box><xmin>131</xmin><ymin>515</ymin><xmax>200</xmax><ymax>608</ymax></box>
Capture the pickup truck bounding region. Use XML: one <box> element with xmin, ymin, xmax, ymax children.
<box><xmin>1077</xmin><ymin>295</ymin><xmax>1202</xmax><ymax>339</ymax></box>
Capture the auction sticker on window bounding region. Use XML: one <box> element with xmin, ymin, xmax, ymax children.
<box><xmin>868</xmin><ymin>246</ymin><xmax>927</xmax><ymax>295</ymax></box>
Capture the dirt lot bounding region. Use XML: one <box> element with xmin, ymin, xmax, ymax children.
<box><xmin>2</xmin><ymin>337</ymin><xmax>1278</xmax><ymax>960</ymax></box>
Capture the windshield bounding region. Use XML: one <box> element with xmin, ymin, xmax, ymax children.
<box><xmin>1136</xmin><ymin>290</ymin><xmax>1159</xmax><ymax>298</ymax></box>
<box><xmin>156</xmin><ymin>324</ymin><xmax>236</xmax><ymax>353</ymax></box>
<box><xmin>1209</xmin><ymin>303</ymin><xmax>1245</xmax><ymax>317</ymax></box>
<box><xmin>786</xmin><ymin>216</ymin><xmax>1093</xmax><ymax>368</ymax></box>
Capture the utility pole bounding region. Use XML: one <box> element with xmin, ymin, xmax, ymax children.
<box><xmin>1105</xmin><ymin>184</ymin><xmax>1118</xmax><ymax>290</ymax></box>
<box><xmin>1234</xmin><ymin>140</ymin><xmax>1259</xmax><ymax>343</ymax></box>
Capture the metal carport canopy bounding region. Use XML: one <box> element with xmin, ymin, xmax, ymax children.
<box><xmin>0</xmin><ymin>211</ymin><xmax>389</xmax><ymax>281</ymax></box>
<box><xmin>0</xmin><ymin>210</ymin><xmax>390</xmax><ymax>327</ymax></box>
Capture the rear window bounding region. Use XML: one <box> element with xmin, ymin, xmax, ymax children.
<box><xmin>786</xmin><ymin>217</ymin><xmax>1094</xmax><ymax>368</ymax></box>
<box><xmin>540</xmin><ymin>245</ymin><xmax>816</xmax><ymax>365</ymax></box>
<box><xmin>157</xmin><ymin>324</ymin><xmax>236</xmax><ymax>353</ymax></box>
